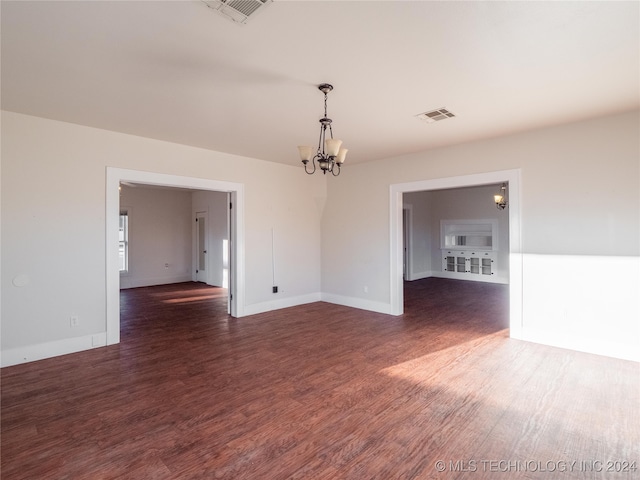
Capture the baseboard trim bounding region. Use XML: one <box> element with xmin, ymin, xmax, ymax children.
<box><xmin>406</xmin><ymin>271</ymin><xmax>433</xmax><ymax>281</ymax></box>
<box><xmin>120</xmin><ymin>274</ymin><xmax>193</xmax><ymax>289</ymax></box>
<box><xmin>430</xmin><ymin>271</ymin><xmax>507</xmax><ymax>284</ymax></box>
<box><xmin>520</xmin><ymin>327</ymin><xmax>640</xmax><ymax>363</ymax></box>
<box><xmin>242</xmin><ymin>293</ymin><xmax>322</xmax><ymax>317</ymax></box>
<box><xmin>1</xmin><ymin>332</ymin><xmax>108</xmax><ymax>368</ymax></box>
<box><xmin>243</xmin><ymin>292</ymin><xmax>394</xmax><ymax>317</ymax></box>
<box><xmin>321</xmin><ymin>293</ymin><xmax>392</xmax><ymax>315</ymax></box>
<box><xmin>9</xmin><ymin>293</ymin><xmax>634</xmax><ymax>367</ymax></box>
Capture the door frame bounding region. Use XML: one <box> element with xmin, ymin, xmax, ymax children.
<box><xmin>402</xmin><ymin>205</ymin><xmax>413</xmax><ymax>281</ymax></box>
<box><xmin>389</xmin><ymin>169</ymin><xmax>522</xmax><ymax>339</ymax></box>
<box><xmin>106</xmin><ymin>167</ymin><xmax>245</xmax><ymax>345</ymax></box>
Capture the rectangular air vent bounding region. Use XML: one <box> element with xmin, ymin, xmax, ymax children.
<box><xmin>416</xmin><ymin>108</ymin><xmax>456</xmax><ymax>123</ymax></box>
<box><xmin>202</xmin><ymin>0</ymin><xmax>272</xmax><ymax>25</ymax></box>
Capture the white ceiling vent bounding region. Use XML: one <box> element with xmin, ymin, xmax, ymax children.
<box><xmin>416</xmin><ymin>108</ymin><xmax>456</xmax><ymax>123</ymax></box>
<box><xmin>202</xmin><ymin>0</ymin><xmax>272</xmax><ymax>25</ymax></box>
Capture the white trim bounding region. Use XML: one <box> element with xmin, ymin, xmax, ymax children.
<box><xmin>106</xmin><ymin>167</ymin><xmax>246</xmax><ymax>346</ymax></box>
<box><xmin>321</xmin><ymin>293</ymin><xmax>392</xmax><ymax>315</ymax></box>
<box><xmin>390</xmin><ymin>188</ymin><xmax>405</xmax><ymax>315</ymax></box>
<box><xmin>410</xmin><ymin>270</ymin><xmax>433</xmax><ymax>281</ymax></box>
<box><xmin>520</xmin><ymin>327</ymin><xmax>640</xmax><ymax>363</ymax></box>
<box><xmin>389</xmin><ymin>169</ymin><xmax>523</xmax><ymax>337</ymax></box>
<box><xmin>403</xmin><ymin>204</ymin><xmax>413</xmax><ymax>280</ymax></box>
<box><xmin>243</xmin><ymin>293</ymin><xmax>322</xmax><ymax>316</ymax></box>
<box><xmin>229</xmin><ymin>190</ymin><xmax>242</xmax><ymax>317</ymax></box>
<box><xmin>119</xmin><ymin>206</ymin><xmax>131</xmax><ymax>274</ymax></box>
<box><xmin>120</xmin><ymin>274</ymin><xmax>193</xmax><ymax>289</ymax></box>
<box><xmin>430</xmin><ymin>271</ymin><xmax>507</xmax><ymax>284</ymax></box>
<box><xmin>1</xmin><ymin>333</ymin><xmax>107</xmax><ymax>368</ymax></box>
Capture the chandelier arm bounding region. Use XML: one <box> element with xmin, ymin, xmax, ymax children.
<box><xmin>304</xmin><ymin>157</ymin><xmax>316</xmax><ymax>175</ymax></box>
<box><xmin>331</xmin><ymin>163</ymin><xmax>341</xmax><ymax>176</ymax></box>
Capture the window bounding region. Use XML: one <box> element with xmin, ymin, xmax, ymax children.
<box><xmin>119</xmin><ymin>210</ymin><xmax>129</xmax><ymax>272</ymax></box>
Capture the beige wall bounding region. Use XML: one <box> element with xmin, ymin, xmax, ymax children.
<box><xmin>1</xmin><ymin>111</ymin><xmax>325</xmax><ymax>364</ymax></box>
<box><xmin>323</xmin><ymin>110</ymin><xmax>639</xmax><ymax>360</ymax></box>
<box><xmin>1</xmin><ymin>109</ymin><xmax>638</xmax><ymax>364</ymax></box>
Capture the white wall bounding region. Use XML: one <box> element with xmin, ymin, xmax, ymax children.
<box><xmin>119</xmin><ymin>186</ymin><xmax>193</xmax><ymax>289</ymax></box>
<box><xmin>323</xmin><ymin>110</ymin><xmax>640</xmax><ymax>361</ymax></box>
<box><xmin>1</xmin><ymin>111</ymin><xmax>325</xmax><ymax>366</ymax></box>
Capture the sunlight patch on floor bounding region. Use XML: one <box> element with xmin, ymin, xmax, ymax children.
<box><xmin>378</xmin><ymin>329</ymin><xmax>510</xmax><ymax>392</ymax></box>
<box><xmin>162</xmin><ymin>292</ymin><xmax>228</xmax><ymax>304</ymax></box>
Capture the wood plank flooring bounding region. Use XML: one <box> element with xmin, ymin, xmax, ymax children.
<box><xmin>2</xmin><ymin>278</ymin><xmax>638</xmax><ymax>479</ymax></box>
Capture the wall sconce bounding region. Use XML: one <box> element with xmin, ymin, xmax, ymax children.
<box><xmin>494</xmin><ymin>183</ymin><xmax>508</xmax><ymax>210</ymax></box>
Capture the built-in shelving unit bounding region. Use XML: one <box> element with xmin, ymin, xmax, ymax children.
<box><xmin>441</xmin><ymin>219</ymin><xmax>498</xmax><ymax>281</ymax></box>
<box><xmin>443</xmin><ymin>250</ymin><xmax>496</xmax><ymax>276</ymax></box>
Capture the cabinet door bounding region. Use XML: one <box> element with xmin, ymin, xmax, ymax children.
<box><xmin>469</xmin><ymin>257</ymin><xmax>480</xmax><ymax>274</ymax></box>
<box><xmin>445</xmin><ymin>256</ymin><xmax>455</xmax><ymax>272</ymax></box>
<box><xmin>481</xmin><ymin>257</ymin><xmax>492</xmax><ymax>275</ymax></box>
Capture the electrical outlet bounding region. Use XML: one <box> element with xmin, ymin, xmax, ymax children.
<box><xmin>364</xmin><ymin>286</ymin><xmax>368</xmax><ymax>293</ymax></box>
<box><xmin>272</xmin><ymin>286</ymin><xmax>278</xmax><ymax>293</ymax></box>
<box><xmin>70</xmin><ymin>316</ymin><xmax>79</xmax><ymax>328</ymax></box>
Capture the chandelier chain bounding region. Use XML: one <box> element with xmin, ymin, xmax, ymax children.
<box><xmin>324</xmin><ymin>91</ymin><xmax>328</xmax><ymax>118</ymax></box>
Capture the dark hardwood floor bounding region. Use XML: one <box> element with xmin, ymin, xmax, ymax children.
<box><xmin>2</xmin><ymin>278</ymin><xmax>638</xmax><ymax>479</ymax></box>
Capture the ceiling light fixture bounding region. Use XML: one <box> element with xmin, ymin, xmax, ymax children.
<box><xmin>494</xmin><ymin>183</ymin><xmax>508</xmax><ymax>210</ymax></box>
<box><xmin>298</xmin><ymin>84</ymin><xmax>348</xmax><ymax>176</ymax></box>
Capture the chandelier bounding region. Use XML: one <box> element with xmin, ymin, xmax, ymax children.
<box><xmin>298</xmin><ymin>84</ymin><xmax>348</xmax><ymax>176</ymax></box>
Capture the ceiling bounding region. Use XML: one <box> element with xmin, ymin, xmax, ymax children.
<box><xmin>2</xmin><ymin>1</ymin><xmax>638</xmax><ymax>167</ymax></box>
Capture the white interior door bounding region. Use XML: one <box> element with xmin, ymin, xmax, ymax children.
<box><xmin>195</xmin><ymin>211</ymin><xmax>208</xmax><ymax>283</ymax></box>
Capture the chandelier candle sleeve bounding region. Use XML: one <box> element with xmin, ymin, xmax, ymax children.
<box><xmin>298</xmin><ymin>146</ymin><xmax>312</xmax><ymax>162</ymax></box>
<box><xmin>325</xmin><ymin>139</ymin><xmax>342</xmax><ymax>157</ymax></box>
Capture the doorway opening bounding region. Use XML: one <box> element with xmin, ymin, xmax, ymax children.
<box><xmin>390</xmin><ymin>169</ymin><xmax>522</xmax><ymax>339</ymax></box>
<box><xmin>106</xmin><ymin>168</ymin><xmax>245</xmax><ymax>346</ymax></box>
